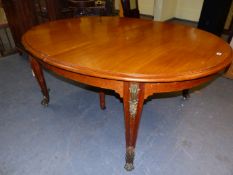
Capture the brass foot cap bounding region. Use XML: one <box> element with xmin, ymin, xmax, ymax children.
<box><xmin>124</xmin><ymin>163</ymin><xmax>134</xmax><ymax>171</ymax></box>
<box><xmin>41</xmin><ymin>98</ymin><xmax>49</xmax><ymax>107</ymax></box>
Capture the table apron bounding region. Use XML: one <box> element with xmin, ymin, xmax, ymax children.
<box><xmin>39</xmin><ymin>60</ymin><xmax>215</xmax><ymax>100</ymax></box>
<box><xmin>144</xmin><ymin>75</ymin><xmax>215</xmax><ymax>99</ymax></box>
<box><xmin>40</xmin><ymin>61</ymin><xmax>124</xmax><ymax>97</ymax></box>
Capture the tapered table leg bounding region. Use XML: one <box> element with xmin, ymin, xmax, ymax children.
<box><xmin>29</xmin><ymin>56</ymin><xmax>50</xmax><ymax>106</ymax></box>
<box><xmin>99</xmin><ymin>91</ymin><xmax>106</xmax><ymax>110</ymax></box>
<box><xmin>123</xmin><ymin>82</ymin><xmax>144</xmax><ymax>171</ymax></box>
<box><xmin>182</xmin><ymin>89</ymin><xmax>190</xmax><ymax>100</ymax></box>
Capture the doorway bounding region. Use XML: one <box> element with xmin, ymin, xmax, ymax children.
<box><xmin>198</xmin><ymin>0</ymin><xmax>232</xmax><ymax>36</ymax></box>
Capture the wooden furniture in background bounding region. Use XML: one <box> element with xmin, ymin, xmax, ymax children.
<box><xmin>0</xmin><ymin>22</ymin><xmax>15</xmax><ymax>56</ymax></box>
<box><xmin>67</xmin><ymin>0</ymin><xmax>114</xmax><ymax>17</ymax></box>
<box><xmin>66</xmin><ymin>0</ymin><xmax>115</xmax><ymax>17</ymax></box>
<box><xmin>34</xmin><ymin>0</ymin><xmax>63</xmax><ymax>22</ymax></box>
<box><xmin>1</xmin><ymin>0</ymin><xmax>115</xmax><ymax>52</ymax></box>
<box><xmin>1</xmin><ymin>0</ymin><xmax>67</xmax><ymax>51</ymax></box>
<box><xmin>0</xmin><ymin>3</ymin><xmax>16</xmax><ymax>56</ymax></box>
<box><xmin>121</xmin><ymin>0</ymin><xmax>139</xmax><ymax>18</ymax></box>
<box><xmin>68</xmin><ymin>0</ymin><xmax>96</xmax><ymax>17</ymax></box>
<box><xmin>2</xmin><ymin>0</ymin><xmax>38</xmax><ymax>52</ymax></box>
<box><xmin>22</xmin><ymin>17</ymin><xmax>232</xmax><ymax>171</ymax></box>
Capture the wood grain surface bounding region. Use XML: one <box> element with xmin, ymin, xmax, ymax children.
<box><xmin>22</xmin><ymin>16</ymin><xmax>232</xmax><ymax>82</ymax></box>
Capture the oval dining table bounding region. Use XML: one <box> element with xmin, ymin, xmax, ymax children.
<box><xmin>22</xmin><ymin>16</ymin><xmax>232</xmax><ymax>171</ymax></box>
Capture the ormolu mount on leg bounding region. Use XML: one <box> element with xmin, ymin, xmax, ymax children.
<box><xmin>123</xmin><ymin>82</ymin><xmax>144</xmax><ymax>171</ymax></box>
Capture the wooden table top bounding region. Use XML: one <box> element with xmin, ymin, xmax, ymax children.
<box><xmin>22</xmin><ymin>17</ymin><xmax>232</xmax><ymax>82</ymax></box>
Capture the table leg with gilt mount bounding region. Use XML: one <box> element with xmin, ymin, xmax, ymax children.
<box><xmin>22</xmin><ymin>16</ymin><xmax>232</xmax><ymax>172</ymax></box>
<box><xmin>29</xmin><ymin>55</ymin><xmax>145</xmax><ymax>170</ymax></box>
<box><xmin>28</xmin><ymin>55</ymin><xmax>218</xmax><ymax>171</ymax></box>
<box><xmin>28</xmin><ymin>55</ymin><xmax>216</xmax><ymax>171</ymax></box>
<box><xmin>123</xmin><ymin>82</ymin><xmax>145</xmax><ymax>171</ymax></box>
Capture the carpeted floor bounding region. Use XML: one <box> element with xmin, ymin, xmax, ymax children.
<box><xmin>0</xmin><ymin>54</ymin><xmax>233</xmax><ymax>175</ymax></box>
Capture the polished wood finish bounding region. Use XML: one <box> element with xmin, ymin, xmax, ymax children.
<box><xmin>99</xmin><ymin>91</ymin><xmax>106</xmax><ymax>109</ymax></box>
<box><xmin>22</xmin><ymin>17</ymin><xmax>232</xmax><ymax>171</ymax></box>
<box><xmin>123</xmin><ymin>82</ymin><xmax>144</xmax><ymax>170</ymax></box>
<box><xmin>30</xmin><ymin>56</ymin><xmax>50</xmax><ymax>106</ymax></box>
<box><xmin>23</xmin><ymin>17</ymin><xmax>232</xmax><ymax>82</ymax></box>
<box><xmin>38</xmin><ymin>59</ymin><xmax>124</xmax><ymax>96</ymax></box>
<box><xmin>2</xmin><ymin>0</ymin><xmax>115</xmax><ymax>52</ymax></box>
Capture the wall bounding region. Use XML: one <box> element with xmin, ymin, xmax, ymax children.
<box><xmin>115</xmin><ymin>0</ymin><xmax>155</xmax><ymax>16</ymax></box>
<box><xmin>161</xmin><ymin>0</ymin><xmax>177</xmax><ymax>21</ymax></box>
<box><xmin>138</xmin><ymin>0</ymin><xmax>154</xmax><ymax>15</ymax></box>
<box><xmin>154</xmin><ymin>0</ymin><xmax>204</xmax><ymax>22</ymax></box>
<box><xmin>224</xmin><ymin>1</ymin><xmax>233</xmax><ymax>30</ymax></box>
<box><xmin>116</xmin><ymin>0</ymin><xmax>204</xmax><ymax>22</ymax></box>
<box><xmin>175</xmin><ymin>0</ymin><xmax>204</xmax><ymax>21</ymax></box>
<box><xmin>0</xmin><ymin>7</ymin><xmax>7</xmax><ymax>23</ymax></box>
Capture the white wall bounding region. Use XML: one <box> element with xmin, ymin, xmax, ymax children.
<box><xmin>154</xmin><ymin>0</ymin><xmax>177</xmax><ymax>21</ymax></box>
<box><xmin>161</xmin><ymin>0</ymin><xmax>177</xmax><ymax>21</ymax></box>
<box><xmin>138</xmin><ymin>0</ymin><xmax>154</xmax><ymax>15</ymax></box>
<box><xmin>116</xmin><ymin>0</ymin><xmax>204</xmax><ymax>22</ymax></box>
<box><xmin>115</xmin><ymin>0</ymin><xmax>155</xmax><ymax>16</ymax></box>
<box><xmin>154</xmin><ymin>0</ymin><xmax>204</xmax><ymax>22</ymax></box>
<box><xmin>115</xmin><ymin>0</ymin><xmax>119</xmax><ymax>10</ymax></box>
<box><xmin>175</xmin><ymin>0</ymin><xmax>204</xmax><ymax>21</ymax></box>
